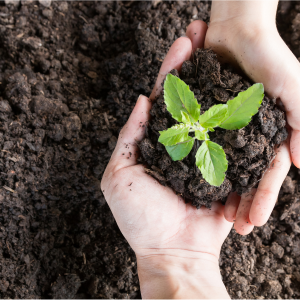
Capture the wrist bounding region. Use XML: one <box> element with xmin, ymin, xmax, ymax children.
<box><xmin>137</xmin><ymin>251</ymin><xmax>229</xmax><ymax>299</ymax></box>
<box><xmin>206</xmin><ymin>1</ymin><xmax>280</xmax><ymax>66</ymax></box>
<box><xmin>210</xmin><ymin>0</ymin><xmax>278</xmax><ymax>30</ymax></box>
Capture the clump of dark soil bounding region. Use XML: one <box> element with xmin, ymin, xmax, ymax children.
<box><xmin>140</xmin><ymin>49</ymin><xmax>288</xmax><ymax>208</ymax></box>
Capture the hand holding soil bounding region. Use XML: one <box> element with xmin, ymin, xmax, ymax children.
<box><xmin>101</xmin><ymin>29</ymin><xmax>232</xmax><ymax>299</ymax></box>
<box><xmin>102</xmin><ymin>1</ymin><xmax>295</xmax><ymax>298</ymax></box>
<box><xmin>186</xmin><ymin>1</ymin><xmax>293</xmax><ymax>235</ymax></box>
<box><xmin>1</xmin><ymin>1</ymin><xmax>300</xmax><ymax>298</ymax></box>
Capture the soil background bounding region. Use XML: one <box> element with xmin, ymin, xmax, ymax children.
<box><xmin>0</xmin><ymin>1</ymin><xmax>299</xmax><ymax>299</ymax></box>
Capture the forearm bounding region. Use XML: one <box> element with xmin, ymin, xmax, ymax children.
<box><xmin>137</xmin><ymin>253</ymin><xmax>230</xmax><ymax>299</ymax></box>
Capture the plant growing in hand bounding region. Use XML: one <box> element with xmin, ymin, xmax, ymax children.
<box><xmin>159</xmin><ymin>74</ymin><xmax>264</xmax><ymax>186</ymax></box>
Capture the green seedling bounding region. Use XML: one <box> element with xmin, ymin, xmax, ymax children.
<box><xmin>159</xmin><ymin>74</ymin><xmax>264</xmax><ymax>186</ymax></box>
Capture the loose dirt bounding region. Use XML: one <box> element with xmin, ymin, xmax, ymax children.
<box><xmin>0</xmin><ymin>1</ymin><xmax>299</xmax><ymax>299</ymax></box>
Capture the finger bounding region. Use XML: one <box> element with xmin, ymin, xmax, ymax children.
<box><xmin>224</xmin><ymin>192</ymin><xmax>240</xmax><ymax>222</ymax></box>
<box><xmin>249</xmin><ymin>141</ymin><xmax>291</xmax><ymax>226</ymax></box>
<box><xmin>186</xmin><ymin>20</ymin><xmax>208</xmax><ymax>53</ymax></box>
<box><xmin>290</xmin><ymin>129</ymin><xmax>300</xmax><ymax>168</ymax></box>
<box><xmin>150</xmin><ymin>37</ymin><xmax>192</xmax><ymax>100</ymax></box>
<box><xmin>105</xmin><ymin>37</ymin><xmax>197</xmax><ymax>177</ymax></box>
<box><xmin>105</xmin><ymin>164</ymin><xmax>178</xmax><ymax>215</ymax></box>
<box><xmin>234</xmin><ymin>190</ymin><xmax>255</xmax><ymax>235</ymax></box>
<box><xmin>102</xmin><ymin>164</ymin><xmax>186</xmax><ymax>252</ymax></box>
<box><xmin>107</xmin><ymin>95</ymin><xmax>151</xmax><ymax>172</ymax></box>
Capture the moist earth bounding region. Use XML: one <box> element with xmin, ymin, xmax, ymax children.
<box><xmin>140</xmin><ymin>48</ymin><xmax>288</xmax><ymax>208</ymax></box>
<box><xmin>0</xmin><ymin>1</ymin><xmax>299</xmax><ymax>299</ymax></box>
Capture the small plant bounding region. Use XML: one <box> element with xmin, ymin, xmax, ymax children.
<box><xmin>159</xmin><ymin>74</ymin><xmax>264</xmax><ymax>186</ymax></box>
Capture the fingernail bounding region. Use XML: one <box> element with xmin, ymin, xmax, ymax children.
<box><xmin>137</xmin><ymin>94</ymin><xmax>143</xmax><ymax>102</ymax></box>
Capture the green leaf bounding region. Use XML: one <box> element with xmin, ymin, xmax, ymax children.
<box><xmin>196</xmin><ymin>141</ymin><xmax>228</xmax><ymax>186</ymax></box>
<box><xmin>181</xmin><ymin>111</ymin><xmax>191</xmax><ymax>124</ymax></box>
<box><xmin>219</xmin><ymin>83</ymin><xmax>264</xmax><ymax>130</ymax></box>
<box><xmin>195</xmin><ymin>130</ymin><xmax>206</xmax><ymax>141</ymax></box>
<box><xmin>158</xmin><ymin>124</ymin><xmax>190</xmax><ymax>146</ymax></box>
<box><xmin>164</xmin><ymin>74</ymin><xmax>200</xmax><ymax>123</ymax></box>
<box><xmin>166</xmin><ymin>139</ymin><xmax>194</xmax><ymax>161</ymax></box>
<box><xmin>199</xmin><ymin>104</ymin><xmax>228</xmax><ymax>128</ymax></box>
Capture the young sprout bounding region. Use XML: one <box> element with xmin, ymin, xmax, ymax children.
<box><xmin>158</xmin><ymin>74</ymin><xmax>264</xmax><ymax>186</ymax></box>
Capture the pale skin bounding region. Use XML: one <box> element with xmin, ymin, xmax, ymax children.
<box><xmin>101</xmin><ymin>1</ymin><xmax>296</xmax><ymax>298</ymax></box>
<box><xmin>191</xmin><ymin>0</ymin><xmax>293</xmax><ymax>235</ymax></box>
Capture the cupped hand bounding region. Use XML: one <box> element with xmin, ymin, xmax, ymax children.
<box><xmin>101</xmin><ymin>22</ymin><xmax>231</xmax><ymax>298</ymax></box>
<box><xmin>186</xmin><ymin>1</ymin><xmax>293</xmax><ymax>235</ymax></box>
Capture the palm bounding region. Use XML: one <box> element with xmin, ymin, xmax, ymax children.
<box><xmin>208</xmin><ymin>20</ymin><xmax>293</xmax><ymax>229</ymax></box>
<box><xmin>102</xmin><ymin>28</ymin><xmax>232</xmax><ymax>259</ymax></box>
<box><xmin>185</xmin><ymin>17</ymin><xmax>292</xmax><ymax>235</ymax></box>
<box><xmin>107</xmin><ymin>165</ymin><xmax>231</xmax><ymax>258</ymax></box>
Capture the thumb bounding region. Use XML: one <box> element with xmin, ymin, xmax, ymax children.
<box><xmin>263</xmin><ymin>37</ymin><xmax>300</xmax><ymax>168</ymax></box>
<box><xmin>107</xmin><ymin>95</ymin><xmax>152</xmax><ymax>173</ymax></box>
<box><xmin>234</xmin><ymin>32</ymin><xmax>300</xmax><ymax>167</ymax></box>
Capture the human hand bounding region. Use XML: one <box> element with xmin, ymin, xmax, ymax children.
<box><xmin>186</xmin><ymin>1</ymin><xmax>292</xmax><ymax>235</ymax></box>
<box><xmin>101</xmin><ymin>23</ymin><xmax>231</xmax><ymax>299</ymax></box>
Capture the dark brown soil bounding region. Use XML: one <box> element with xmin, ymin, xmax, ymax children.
<box><xmin>0</xmin><ymin>1</ymin><xmax>299</xmax><ymax>299</ymax></box>
<box><xmin>140</xmin><ymin>49</ymin><xmax>288</xmax><ymax>208</ymax></box>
